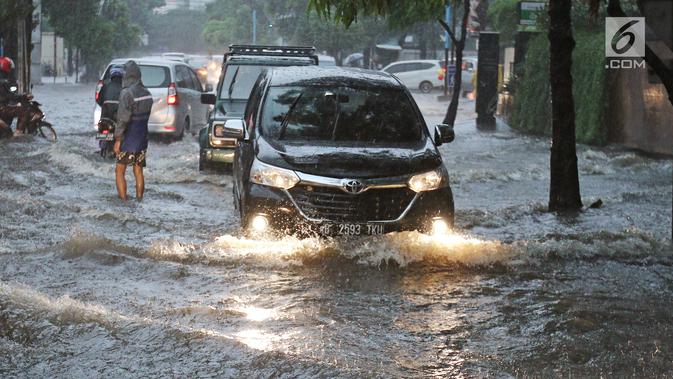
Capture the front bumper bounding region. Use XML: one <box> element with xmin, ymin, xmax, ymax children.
<box><xmin>243</xmin><ymin>183</ymin><xmax>454</xmax><ymax>235</ymax></box>
<box><xmin>201</xmin><ymin>147</ymin><xmax>235</xmax><ymax>163</ymax></box>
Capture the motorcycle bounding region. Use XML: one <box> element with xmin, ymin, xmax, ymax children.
<box><xmin>96</xmin><ymin>117</ymin><xmax>116</xmax><ymax>158</ymax></box>
<box><xmin>18</xmin><ymin>95</ymin><xmax>57</xmax><ymax>142</ymax></box>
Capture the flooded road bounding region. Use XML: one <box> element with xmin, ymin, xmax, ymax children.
<box><xmin>1</xmin><ymin>83</ymin><xmax>672</xmax><ymax>377</ymax></box>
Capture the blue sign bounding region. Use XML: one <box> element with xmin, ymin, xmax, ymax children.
<box><xmin>447</xmin><ymin>64</ymin><xmax>456</xmax><ymax>87</ymax></box>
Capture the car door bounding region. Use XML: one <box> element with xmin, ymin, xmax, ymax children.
<box><xmin>176</xmin><ymin>65</ymin><xmax>196</xmax><ymax>128</ymax></box>
<box><xmin>234</xmin><ymin>77</ymin><xmax>264</xmax><ymax>196</ymax></box>
<box><xmin>187</xmin><ymin>67</ymin><xmax>207</xmax><ymax>128</ymax></box>
<box><xmin>393</xmin><ymin>63</ymin><xmax>420</xmax><ymax>89</ymax></box>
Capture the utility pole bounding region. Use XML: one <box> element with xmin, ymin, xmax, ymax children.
<box><xmin>252</xmin><ymin>9</ymin><xmax>257</xmax><ymax>44</ymax></box>
<box><xmin>443</xmin><ymin>5</ymin><xmax>451</xmax><ymax>99</ymax></box>
<box><xmin>53</xmin><ymin>32</ymin><xmax>57</xmax><ymax>83</ymax></box>
<box><xmin>17</xmin><ymin>17</ymin><xmax>29</xmax><ymax>93</ymax></box>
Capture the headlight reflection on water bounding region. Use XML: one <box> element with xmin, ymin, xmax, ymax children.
<box><xmin>237</xmin><ymin>305</ymin><xmax>279</xmax><ymax>322</ymax></box>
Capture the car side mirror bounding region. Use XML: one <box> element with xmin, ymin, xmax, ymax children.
<box><xmin>434</xmin><ymin>124</ymin><xmax>455</xmax><ymax>146</ymax></box>
<box><xmin>204</xmin><ymin>84</ymin><xmax>213</xmax><ymax>92</ymax></box>
<box><xmin>201</xmin><ymin>93</ymin><xmax>216</xmax><ymax>105</ymax></box>
<box><xmin>217</xmin><ymin>119</ymin><xmax>245</xmax><ymax>140</ymax></box>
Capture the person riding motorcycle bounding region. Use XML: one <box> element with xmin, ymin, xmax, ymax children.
<box><xmin>96</xmin><ymin>66</ymin><xmax>124</xmax><ymax>155</ymax></box>
<box><xmin>0</xmin><ymin>57</ymin><xmax>26</xmax><ymax>137</ymax></box>
<box><xmin>97</xmin><ymin>65</ymin><xmax>124</xmax><ymax>120</ymax></box>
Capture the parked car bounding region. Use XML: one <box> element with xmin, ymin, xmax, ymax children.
<box><xmin>381</xmin><ymin>59</ymin><xmax>444</xmax><ymax>93</ymax></box>
<box><xmin>198</xmin><ymin>45</ymin><xmax>318</xmax><ymax>171</ymax></box>
<box><xmin>382</xmin><ymin>58</ymin><xmax>478</xmax><ymax>95</ymax></box>
<box><xmin>94</xmin><ymin>58</ymin><xmax>213</xmax><ymax>140</ymax></box>
<box><xmin>222</xmin><ymin>66</ymin><xmax>455</xmax><ymax>236</ymax></box>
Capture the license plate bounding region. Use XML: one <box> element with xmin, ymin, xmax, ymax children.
<box><xmin>96</xmin><ymin>133</ymin><xmax>114</xmax><ymax>141</ymax></box>
<box><xmin>320</xmin><ymin>223</ymin><xmax>385</xmax><ymax>236</ymax></box>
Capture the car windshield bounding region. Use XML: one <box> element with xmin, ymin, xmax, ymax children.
<box><xmin>260</xmin><ymin>85</ymin><xmax>425</xmax><ymax>144</ymax></box>
<box><xmin>218</xmin><ymin>64</ymin><xmax>264</xmax><ymax>100</ymax></box>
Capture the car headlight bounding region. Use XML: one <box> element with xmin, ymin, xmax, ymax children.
<box><xmin>250</xmin><ymin>159</ymin><xmax>300</xmax><ymax>189</ymax></box>
<box><xmin>213</xmin><ymin>123</ymin><xmax>225</xmax><ymax>138</ymax></box>
<box><xmin>408</xmin><ymin>167</ymin><xmax>447</xmax><ymax>192</ymax></box>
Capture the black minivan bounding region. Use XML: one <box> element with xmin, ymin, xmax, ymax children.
<box><xmin>225</xmin><ymin>66</ymin><xmax>455</xmax><ymax>236</ymax></box>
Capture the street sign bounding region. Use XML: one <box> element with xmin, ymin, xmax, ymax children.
<box><xmin>448</xmin><ymin>65</ymin><xmax>456</xmax><ymax>87</ymax></box>
<box><xmin>518</xmin><ymin>1</ymin><xmax>545</xmax><ymax>31</ymax></box>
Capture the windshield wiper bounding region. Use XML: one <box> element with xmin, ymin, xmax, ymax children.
<box><xmin>278</xmin><ymin>93</ymin><xmax>303</xmax><ymax>140</ymax></box>
<box><xmin>227</xmin><ymin>66</ymin><xmax>240</xmax><ymax>98</ymax></box>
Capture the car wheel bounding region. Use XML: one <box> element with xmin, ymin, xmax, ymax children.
<box><xmin>199</xmin><ymin>155</ymin><xmax>207</xmax><ymax>171</ymax></box>
<box><xmin>419</xmin><ymin>81</ymin><xmax>433</xmax><ymax>93</ymax></box>
<box><xmin>176</xmin><ymin>118</ymin><xmax>187</xmax><ymax>142</ymax></box>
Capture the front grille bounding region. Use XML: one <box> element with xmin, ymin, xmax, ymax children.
<box><xmin>288</xmin><ymin>185</ymin><xmax>415</xmax><ymax>222</ymax></box>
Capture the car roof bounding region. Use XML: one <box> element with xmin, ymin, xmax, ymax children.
<box><xmin>108</xmin><ymin>57</ymin><xmax>188</xmax><ymax>68</ymax></box>
<box><xmin>266</xmin><ymin>66</ymin><xmax>402</xmax><ymax>89</ymax></box>
<box><xmin>387</xmin><ymin>59</ymin><xmax>441</xmax><ymax>65</ymax></box>
<box><xmin>226</xmin><ymin>55</ymin><xmax>316</xmax><ymax>66</ymax></box>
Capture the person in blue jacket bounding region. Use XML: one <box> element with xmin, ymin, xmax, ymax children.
<box><xmin>113</xmin><ymin>60</ymin><xmax>153</xmax><ymax>201</ymax></box>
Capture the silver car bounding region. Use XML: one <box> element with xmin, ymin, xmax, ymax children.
<box><xmin>93</xmin><ymin>58</ymin><xmax>213</xmax><ymax>140</ymax></box>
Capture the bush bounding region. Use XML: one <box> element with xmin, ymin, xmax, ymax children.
<box><xmin>510</xmin><ymin>29</ymin><xmax>607</xmax><ymax>145</ymax></box>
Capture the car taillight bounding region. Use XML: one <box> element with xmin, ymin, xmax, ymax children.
<box><xmin>168</xmin><ymin>83</ymin><xmax>178</xmax><ymax>105</ymax></box>
<box><xmin>95</xmin><ymin>80</ymin><xmax>103</xmax><ymax>102</ymax></box>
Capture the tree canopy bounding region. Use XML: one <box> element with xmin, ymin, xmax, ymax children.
<box><xmin>308</xmin><ymin>0</ymin><xmax>445</xmax><ymax>27</ymax></box>
<box><xmin>43</xmin><ymin>0</ymin><xmax>164</xmax><ymax>80</ymax></box>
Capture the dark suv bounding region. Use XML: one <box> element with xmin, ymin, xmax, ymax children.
<box><xmin>199</xmin><ymin>45</ymin><xmax>318</xmax><ymax>171</ymax></box>
<box><xmin>223</xmin><ymin>66</ymin><xmax>455</xmax><ymax>236</ymax></box>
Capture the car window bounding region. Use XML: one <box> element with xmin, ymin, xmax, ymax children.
<box><xmin>260</xmin><ymin>85</ymin><xmax>424</xmax><ymax>144</ymax></box>
<box><xmin>138</xmin><ymin>65</ymin><xmax>170</xmax><ymax>88</ymax></box>
<box><xmin>245</xmin><ymin>76</ymin><xmax>266</xmax><ymax>134</ymax></box>
<box><xmin>176</xmin><ymin>66</ymin><xmax>193</xmax><ymax>89</ymax></box>
<box><xmin>397</xmin><ymin>63</ymin><xmax>414</xmax><ymax>73</ymax></box>
<box><xmin>384</xmin><ymin>64</ymin><xmax>402</xmax><ymax>74</ymax></box>
<box><xmin>187</xmin><ymin>68</ymin><xmax>202</xmax><ymax>91</ymax></box>
<box><xmin>102</xmin><ymin>64</ymin><xmax>170</xmax><ymax>88</ymax></box>
<box><xmin>417</xmin><ymin>62</ymin><xmax>435</xmax><ymax>70</ymax></box>
<box><xmin>219</xmin><ymin>64</ymin><xmax>265</xmax><ymax>100</ymax></box>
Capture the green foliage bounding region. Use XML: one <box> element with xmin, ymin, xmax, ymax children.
<box><xmin>148</xmin><ymin>9</ymin><xmax>207</xmax><ymax>53</ymax></box>
<box><xmin>510</xmin><ymin>34</ymin><xmax>551</xmax><ymax>135</ymax></box>
<box><xmin>308</xmin><ymin>0</ymin><xmax>446</xmax><ymax>27</ymax></box>
<box><xmin>203</xmin><ymin>0</ymin><xmax>389</xmax><ymax>61</ymax></box>
<box><xmin>487</xmin><ymin>0</ymin><xmax>518</xmax><ymax>42</ymax></box>
<box><xmin>203</xmin><ymin>0</ymin><xmax>273</xmax><ymax>46</ymax></box>
<box><xmin>0</xmin><ymin>0</ymin><xmax>33</xmax><ymax>25</ymax></box>
<box><xmin>0</xmin><ymin>0</ymin><xmax>34</xmax><ymax>58</ymax></box>
<box><xmin>43</xmin><ymin>0</ymin><xmax>162</xmax><ymax>79</ymax></box>
<box><xmin>511</xmin><ymin>29</ymin><xmax>607</xmax><ymax>144</ymax></box>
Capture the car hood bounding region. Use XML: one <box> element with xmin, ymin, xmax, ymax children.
<box><xmin>256</xmin><ymin>136</ymin><xmax>442</xmax><ymax>178</ymax></box>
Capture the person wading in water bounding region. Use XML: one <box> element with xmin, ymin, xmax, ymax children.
<box><xmin>113</xmin><ymin>60</ymin><xmax>153</xmax><ymax>201</ymax></box>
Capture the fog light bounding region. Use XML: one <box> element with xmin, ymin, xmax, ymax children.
<box><xmin>250</xmin><ymin>214</ymin><xmax>269</xmax><ymax>232</ymax></box>
<box><xmin>430</xmin><ymin>218</ymin><xmax>450</xmax><ymax>236</ymax></box>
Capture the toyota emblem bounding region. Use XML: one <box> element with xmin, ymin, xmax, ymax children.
<box><xmin>342</xmin><ymin>179</ymin><xmax>366</xmax><ymax>194</ymax></box>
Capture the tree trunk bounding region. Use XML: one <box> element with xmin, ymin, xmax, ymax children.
<box><xmin>547</xmin><ymin>0</ymin><xmax>582</xmax><ymax>211</ymax></box>
<box><xmin>442</xmin><ymin>0</ymin><xmax>470</xmax><ymax>126</ymax></box>
<box><xmin>418</xmin><ymin>24</ymin><xmax>428</xmax><ymax>59</ymax></box>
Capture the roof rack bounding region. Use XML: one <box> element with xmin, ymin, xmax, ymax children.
<box><xmin>228</xmin><ymin>45</ymin><xmax>317</xmax><ymax>58</ymax></box>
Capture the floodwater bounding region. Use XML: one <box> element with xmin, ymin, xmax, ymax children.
<box><xmin>1</xmin><ymin>83</ymin><xmax>672</xmax><ymax>378</ymax></box>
